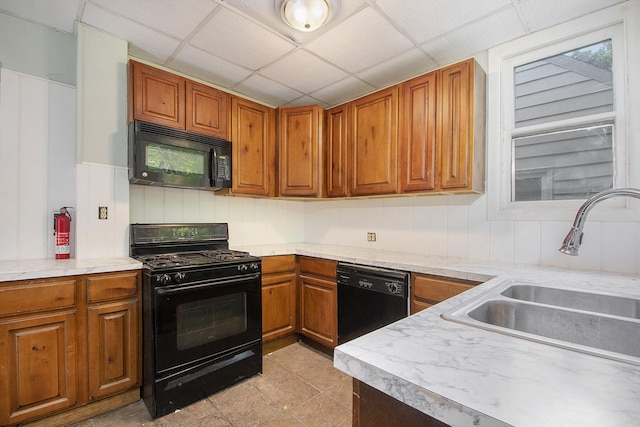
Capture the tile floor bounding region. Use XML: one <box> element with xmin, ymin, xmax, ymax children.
<box><xmin>71</xmin><ymin>342</ymin><xmax>352</xmax><ymax>427</ymax></box>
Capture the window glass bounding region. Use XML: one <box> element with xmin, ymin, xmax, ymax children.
<box><xmin>511</xmin><ymin>40</ymin><xmax>614</xmax><ymax>201</ymax></box>
<box><xmin>513</xmin><ymin>124</ymin><xmax>614</xmax><ymax>201</ymax></box>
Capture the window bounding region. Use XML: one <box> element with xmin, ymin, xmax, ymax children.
<box><xmin>512</xmin><ymin>40</ymin><xmax>614</xmax><ymax>202</ymax></box>
<box><xmin>487</xmin><ymin>8</ymin><xmax>631</xmax><ymax>221</ymax></box>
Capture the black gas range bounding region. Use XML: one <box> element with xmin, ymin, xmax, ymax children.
<box><xmin>130</xmin><ymin>223</ymin><xmax>262</xmax><ymax>418</ymax></box>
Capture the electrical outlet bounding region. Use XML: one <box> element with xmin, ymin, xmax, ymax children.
<box><xmin>367</xmin><ymin>232</ymin><xmax>377</xmax><ymax>242</ymax></box>
<box><xmin>98</xmin><ymin>206</ymin><xmax>108</xmax><ymax>220</ymax></box>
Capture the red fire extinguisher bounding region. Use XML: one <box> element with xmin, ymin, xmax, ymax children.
<box><xmin>55</xmin><ymin>207</ymin><xmax>72</xmax><ymax>259</ymax></box>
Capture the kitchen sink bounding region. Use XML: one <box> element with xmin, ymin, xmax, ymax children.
<box><xmin>501</xmin><ymin>284</ymin><xmax>640</xmax><ymax>319</ymax></box>
<box><xmin>442</xmin><ymin>281</ymin><xmax>640</xmax><ymax>365</ymax></box>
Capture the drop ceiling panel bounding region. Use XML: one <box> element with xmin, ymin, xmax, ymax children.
<box><xmin>374</xmin><ymin>0</ymin><xmax>459</xmax><ymax>44</ymax></box>
<box><xmin>168</xmin><ymin>44</ymin><xmax>253</xmax><ymax>88</ymax></box>
<box><xmin>421</xmin><ymin>33</ymin><xmax>473</xmax><ymax>68</ymax></box>
<box><xmin>0</xmin><ymin>0</ymin><xmax>82</xmax><ymax>33</ymax></box>
<box><xmin>88</xmin><ymin>0</ymin><xmax>219</xmax><ymax>40</ymax></box>
<box><xmin>310</xmin><ymin>76</ymin><xmax>376</xmax><ymax>107</ymax></box>
<box><xmin>0</xmin><ymin>0</ymin><xmax>627</xmax><ymax>108</ymax></box>
<box><xmin>82</xmin><ymin>3</ymin><xmax>181</xmax><ymax>63</ymax></box>
<box><xmin>439</xmin><ymin>7</ymin><xmax>526</xmax><ymax>61</ymax></box>
<box><xmin>223</xmin><ymin>0</ymin><xmax>369</xmax><ymax>45</ymax></box>
<box><xmin>259</xmin><ymin>49</ymin><xmax>348</xmax><ymax>93</ymax></box>
<box><xmin>234</xmin><ymin>74</ymin><xmax>303</xmax><ymax>107</ymax></box>
<box><xmin>357</xmin><ymin>48</ymin><xmax>438</xmax><ymax>89</ymax></box>
<box><xmin>305</xmin><ymin>7</ymin><xmax>413</xmax><ymax>73</ymax></box>
<box><xmin>190</xmin><ymin>7</ymin><xmax>296</xmax><ymax>71</ymax></box>
<box><xmin>286</xmin><ymin>95</ymin><xmax>330</xmax><ymax>108</ymax></box>
<box><xmin>515</xmin><ymin>0</ymin><xmax>623</xmax><ymax>32</ymax></box>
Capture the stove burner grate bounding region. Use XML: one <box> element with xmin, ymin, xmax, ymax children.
<box><xmin>202</xmin><ymin>250</ymin><xmax>251</xmax><ymax>261</ymax></box>
<box><xmin>136</xmin><ymin>250</ymin><xmax>254</xmax><ymax>269</ymax></box>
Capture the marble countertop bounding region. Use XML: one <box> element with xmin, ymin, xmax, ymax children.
<box><xmin>0</xmin><ymin>257</ymin><xmax>142</xmax><ymax>282</ymax></box>
<box><xmin>236</xmin><ymin>243</ymin><xmax>640</xmax><ymax>427</ymax></box>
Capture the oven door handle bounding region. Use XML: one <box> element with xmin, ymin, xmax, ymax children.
<box><xmin>156</xmin><ymin>274</ymin><xmax>261</xmax><ymax>296</ymax></box>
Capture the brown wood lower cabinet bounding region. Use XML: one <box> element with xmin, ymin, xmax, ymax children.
<box><xmin>0</xmin><ymin>270</ymin><xmax>141</xmax><ymax>426</ymax></box>
<box><xmin>0</xmin><ymin>311</ymin><xmax>78</xmax><ymax>425</ymax></box>
<box><xmin>298</xmin><ymin>257</ymin><xmax>338</xmax><ymax>348</ymax></box>
<box><xmin>87</xmin><ymin>300</ymin><xmax>139</xmax><ymax>400</ymax></box>
<box><xmin>353</xmin><ymin>379</ymin><xmax>449</xmax><ymax>427</ymax></box>
<box><xmin>411</xmin><ymin>273</ymin><xmax>479</xmax><ymax>314</ymax></box>
<box><xmin>261</xmin><ymin>255</ymin><xmax>297</xmax><ymax>345</ymax></box>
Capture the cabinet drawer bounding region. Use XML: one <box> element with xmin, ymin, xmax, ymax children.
<box><xmin>412</xmin><ymin>274</ymin><xmax>477</xmax><ymax>303</ymax></box>
<box><xmin>298</xmin><ymin>257</ymin><xmax>337</xmax><ymax>278</ymax></box>
<box><xmin>86</xmin><ymin>271</ymin><xmax>139</xmax><ymax>303</ymax></box>
<box><xmin>0</xmin><ymin>279</ymin><xmax>76</xmax><ymax>317</ymax></box>
<box><xmin>262</xmin><ymin>255</ymin><xmax>296</xmax><ymax>274</ymax></box>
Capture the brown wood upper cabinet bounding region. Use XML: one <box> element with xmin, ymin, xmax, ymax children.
<box><xmin>130</xmin><ymin>60</ymin><xmax>230</xmax><ymax>139</ymax></box>
<box><xmin>326</xmin><ymin>104</ymin><xmax>349</xmax><ymax>197</ymax></box>
<box><xmin>401</xmin><ymin>58</ymin><xmax>485</xmax><ymax>194</ymax></box>
<box><xmin>231</xmin><ymin>96</ymin><xmax>277</xmax><ymax>197</ymax></box>
<box><xmin>278</xmin><ymin>105</ymin><xmax>325</xmax><ymax>197</ymax></box>
<box><xmin>400</xmin><ymin>72</ymin><xmax>437</xmax><ymax>192</ymax></box>
<box><xmin>437</xmin><ymin>59</ymin><xmax>485</xmax><ymax>192</ymax></box>
<box><xmin>349</xmin><ymin>86</ymin><xmax>400</xmax><ymax>196</ymax></box>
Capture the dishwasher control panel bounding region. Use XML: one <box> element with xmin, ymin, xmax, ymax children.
<box><xmin>337</xmin><ymin>263</ymin><xmax>409</xmax><ymax>297</ymax></box>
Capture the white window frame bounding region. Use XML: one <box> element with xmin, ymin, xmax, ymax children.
<box><xmin>487</xmin><ymin>5</ymin><xmax>637</xmax><ymax>221</ymax></box>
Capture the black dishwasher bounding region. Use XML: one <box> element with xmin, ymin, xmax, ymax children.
<box><xmin>337</xmin><ymin>263</ymin><xmax>409</xmax><ymax>345</ymax></box>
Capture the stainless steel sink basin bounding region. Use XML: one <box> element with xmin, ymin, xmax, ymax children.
<box><xmin>442</xmin><ymin>281</ymin><xmax>640</xmax><ymax>365</ymax></box>
<box><xmin>501</xmin><ymin>284</ymin><xmax>640</xmax><ymax>319</ymax></box>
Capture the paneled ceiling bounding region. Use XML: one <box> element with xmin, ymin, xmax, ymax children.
<box><xmin>0</xmin><ymin>0</ymin><xmax>625</xmax><ymax>107</ymax></box>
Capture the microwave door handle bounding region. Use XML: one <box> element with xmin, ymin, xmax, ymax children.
<box><xmin>210</xmin><ymin>148</ymin><xmax>217</xmax><ymax>186</ymax></box>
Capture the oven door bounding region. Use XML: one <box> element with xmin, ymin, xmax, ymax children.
<box><xmin>153</xmin><ymin>273</ymin><xmax>261</xmax><ymax>374</ymax></box>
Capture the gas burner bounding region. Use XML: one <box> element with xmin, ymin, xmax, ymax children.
<box><xmin>202</xmin><ymin>249</ymin><xmax>252</xmax><ymax>261</ymax></box>
<box><xmin>139</xmin><ymin>255</ymin><xmax>192</xmax><ymax>269</ymax></box>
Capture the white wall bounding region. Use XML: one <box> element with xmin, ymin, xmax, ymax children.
<box><xmin>0</xmin><ymin>12</ymin><xmax>76</xmax><ymax>86</ymax></box>
<box><xmin>0</xmin><ymin>69</ymin><xmax>76</xmax><ymax>260</ymax></box>
<box><xmin>129</xmin><ymin>185</ymin><xmax>305</xmax><ymax>247</ymax></box>
<box><xmin>303</xmin><ymin>195</ymin><xmax>640</xmax><ymax>275</ymax></box>
<box><xmin>75</xmin><ymin>23</ymin><xmax>130</xmax><ymax>259</ymax></box>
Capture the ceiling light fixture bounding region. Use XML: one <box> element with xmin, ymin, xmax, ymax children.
<box><xmin>280</xmin><ymin>0</ymin><xmax>333</xmax><ymax>32</ymax></box>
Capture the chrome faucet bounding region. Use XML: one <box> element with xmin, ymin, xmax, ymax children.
<box><xmin>559</xmin><ymin>188</ymin><xmax>640</xmax><ymax>256</ymax></box>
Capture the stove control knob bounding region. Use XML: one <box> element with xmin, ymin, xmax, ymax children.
<box><xmin>158</xmin><ymin>274</ymin><xmax>171</xmax><ymax>285</ymax></box>
<box><xmin>250</xmin><ymin>263</ymin><xmax>260</xmax><ymax>271</ymax></box>
<box><xmin>174</xmin><ymin>272</ymin><xmax>186</xmax><ymax>283</ymax></box>
<box><xmin>238</xmin><ymin>264</ymin><xmax>249</xmax><ymax>271</ymax></box>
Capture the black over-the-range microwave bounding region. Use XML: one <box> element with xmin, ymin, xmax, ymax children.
<box><xmin>128</xmin><ymin>120</ymin><xmax>232</xmax><ymax>190</ymax></box>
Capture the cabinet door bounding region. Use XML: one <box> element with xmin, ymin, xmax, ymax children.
<box><xmin>350</xmin><ymin>86</ymin><xmax>399</xmax><ymax>196</ymax></box>
<box><xmin>186</xmin><ymin>80</ymin><xmax>230</xmax><ymax>139</ymax></box>
<box><xmin>262</xmin><ymin>272</ymin><xmax>297</xmax><ymax>342</ymax></box>
<box><xmin>87</xmin><ymin>300</ymin><xmax>139</xmax><ymax>400</ymax></box>
<box><xmin>299</xmin><ymin>275</ymin><xmax>337</xmax><ymax>348</ymax></box>
<box><xmin>438</xmin><ymin>60</ymin><xmax>473</xmax><ymax>190</ymax></box>
<box><xmin>131</xmin><ymin>61</ymin><xmax>185</xmax><ymax>129</ymax></box>
<box><xmin>410</xmin><ymin>274</ymin><xmax>477</xmax><ymax>314</ymax></box>
<box><xmin>231</xmin><ymin>97</ymin><xmax>276</xmax><ymax>196</ymax></box>
<box><xmin>278</xmin><ymin>105</ymin><xmax>324</xmax><ymax>197</ymax></box>
<box><xmin>0</xmin><ymin>312</ymin><xmax>77</xmax><ymax>426</ymax></box>
<box><xmin>326</xmin><ymin>104</ymin><xmax>349</xmax><ymax>197</ymax></box>
<box><xmin>401</xmin><ymin>72</ymin><xmax>437</xmax><ymax>193</ymax></box>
